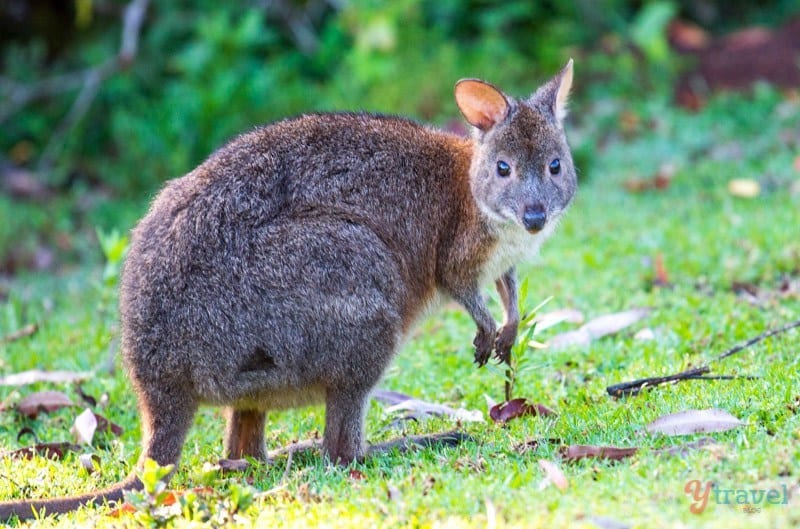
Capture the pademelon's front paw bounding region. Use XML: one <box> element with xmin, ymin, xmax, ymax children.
<box><xmin>473</xmin><ymin>326</ymin><xmax>495</xmax><ymax>367</ymax></box>
<box><xmin>494</xmin><ymin>323</ymin><xmax>517</xmax><ymax>363</ymax></box>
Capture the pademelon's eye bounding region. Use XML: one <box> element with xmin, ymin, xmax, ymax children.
<box><xmin>549</xmin><ymin>158</ymin><xmax>561</xmax><ymax>175</ymax></box>
<box><xmin>497</xmin><ymin>160</ymin><xmax>511</xmax><ymax>177</ymax></box>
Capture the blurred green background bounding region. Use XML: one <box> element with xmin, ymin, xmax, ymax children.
<box><xmin>1</xmin><ymin>0</ymin><xmax>799</xmax><ymax>275</ymax></box>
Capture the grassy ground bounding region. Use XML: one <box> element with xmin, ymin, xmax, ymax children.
<box><xmin>1</xmin><ymin>86</ymin><xmax>799</xmax><ymax>528</ymax></box>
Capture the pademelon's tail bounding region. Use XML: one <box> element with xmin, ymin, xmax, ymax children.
<box><xmin>0</xmin><ymin>473</ymin><xmax>142</xmax><ymax>522</ymax></box>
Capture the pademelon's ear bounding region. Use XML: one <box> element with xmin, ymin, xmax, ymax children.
<box><xmin>554</xmin><ymin>58</ymin><xmax>574</xmax><ymax>122</ymax></box>
<box><xmin>531</xmin><ymin>59</ymin><xmax>574</xmax><ymax>124</ymax></box>
<box><xmin>454</xmin><ymin>79</ymin><xmax>510</xmax><ymax>131</ymax></box>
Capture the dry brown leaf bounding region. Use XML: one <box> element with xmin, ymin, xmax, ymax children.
<box><xmin>160</xmin><ymin>491</ymin><xmax>179</xmax><ymax>506</ymax></box>
<box><xmin>386</xmin><ymin>484</ymin><xmax>402</xmax><ymax>503</ymax></box>
<box><xmin>383</xmin><ymin>398</ymin><xmax>483</xmax><ymax>423</ymax></box>
<box><xmin>530</xmin><ymin>308</ymin><xmax>584</xmax><ymax>331</ymax></box>
<box><xmin>653</xmin><ymin>254</ymin><xmax>670</xmax><ymax>287</ymax></box>
<box><xmin>16</xmin><ymin>391</ymin><xmax>74</xmax><ymax>418</ymax></box>
<box><xmin>549</xmin><ymin>308</ymin><xmax>650</xmax><ymax>350</ymax></box>
<box><xmin>489</xmin><ymin>399</ymin><xmax>556</xmax><ymax>424</ymax></box>
<box><xmin>646</xmin><ymin>408</ymin><xmax>744</xmax><ymax>436</ymax></box>
<box><xmin>581</xmin><ymin>309</ymin><xmax>650</xmax><ymax>339</ymax></box>
<box><xmin>538</xmin><ymin>459</ymin><xmax>568</xmax><ymax>491</ymax></box>
<box><xmin>1</xmin><ymin>442</ymin><xmax>81</xmax><ymax>460</ymax></box>
<box><xmin>93</xmin><ymin>413</ymin><xmax>124</xmax><ymax>437</ymax></box>
<box><xmin>547</xmin><ymin>328</ymin><xmax>591</xmax><ymax>349</ymax></box>
<box><xmin>371</xmin><ymin>389</ymin><xmax>414</xmax><ymax>406</ymax></box>
<box><xmin>72</xmin><ymin>408</ymin><xmax>98</xmax><ymax>445</ymax></box>
<box><xmin>108</xmin><ymin>503</ymin><xmax>137</xmax><ymax>517</ymax></box>
<box><xmin>560</xmin><ymin>445</ymin><xmax>639</xmax><ymax>462</ymax></box>
<box><xmin>348</xmin><ymin>469</ymin><xmax>366</xmax><ymax>480</ymax></box>
<box><xmin>0</xmin><ymin>369</ymin><xmax>93</xmax><ymax>387</ymax></box>
<box><xmin>79</xmin><ymin>453</ymin><xmax>101</xmax><ymax>474</ymax></box>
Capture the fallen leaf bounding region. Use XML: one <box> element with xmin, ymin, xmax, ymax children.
<box><xmin>547</xmin><ymin>328</ymin><xmax>591</xmax><ymax>349</ymax></box>
<box><xmin>349</xmin><ymin>469</ymin><xmax>366</xmax><ymax>480</ymax></box>
<box><xmin>383</xmin><ymin>398</ymin><xmax>483</xmax><ymax>423</ymax></box>
<box><xmin>79</xmin><ymin>453</ymin><xmax>101</xmax><ymax>474</ymax></box>
<box><xmin>1</xmin><ymin>323</ymin><xmax>38</xmax><ymax>343</ymax></box>
<box><xmin>16</xmin><ymin>391</ymin><xmax>74</xmax><ymax>418</ymax></box>
<box><xmin>560</xmin><ymin>445</ymin><xmax>639</xmax><ymax>462</ymax></box>
<box><xmin>1</xmin><ymin>442</ymin><xmax>81</xmax><ymax>460</ymax></box>
<box><xmin>633</xmin><ymin>328</ymin><xmax>655</xmax><ymax>341</ymax></box>
<box><xmin>159</xmin><ymin>491</ymin><xmax>179</xmax><ymax>506</ymax></box>
<box><xmin>538</xmin><ymin>459</ymin><xmax>568</xmax><ymax>491</ymax></box>
<box><xmin>0</xmin><ymin>369</ymin><xmax>93</xmax><ymax>387</ymax></box>
<box><xmin>652</xmin><ymin>254</ymin><xmax>670</xmax><ymax>287</ymax></box>
<box><xmin>489</xmin><ymin>399</ymin><xmax>556</xmax><ymax>424</ymax></box>
<box><xmin>728</xmin><ymin>178</ymin><xmax>761</xmax><ymax>198</ymax></box>
<box><xmin>622</xmin><ymin>164</ymin><xmax>675</xmax><ymax>193</ymax></box>
<box><xmin>530</xmin><ymin>308</ymin><xmax>584</xmax><ymax>331</ymax></box>
<box><xmin>646</xmin><ymin>408</ymin><xmax>744</xmax><ymax>436</ymax></box>
<box><xmin>549</xmin><ymin>308</ymin><xmax>650</xmax><ymax>350</ymax></box>
<box><xmin>371</xmin><ymin>389</ymin><xmax>414</xmax><ymax>406</ymax></box>
<box><xmin>386</xmin><ymin>484</ymin><xmax>402</xmax><ymax>503</ymax></box>
<box><xmin>72</xmin><ymin>408</ymin><xmax>98</xmax><ymax>445</ymax></box>
<box><xmin>93</xmin><ymin>413</ymin><xmax>124</xmax><ymax>437</ymax></box>
<box><xmin>582</xmin><ymin>309</ymin><xmax>650</xmax><ymax>339</ymax></box>
<box><xmin>108</xmin><ymin>503</ymin><xmax>137</xmax><ymax>518</ymax></box>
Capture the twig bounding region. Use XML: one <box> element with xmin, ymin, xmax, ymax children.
<box><xmin>714</xmin><ymin>319</ymin><xmax>800</xmax><ymax>361</ymax></box>
<box><xmin>607</xmin><ymin>318</ymin><xmax>800</xmax><ymax>397</ymax></box>
<box><xmin>0</xmin><ymin>70</ymin><xmax>93</xmax><ymax>123</ymax></box>
<box><xmin>1</xmin><ymin>323</ymin><xmax>38</xmax><ymax>343</ymax></box>
<box><xmin>280</xmin><ymin>448</ymin><xmax>294</xmax><ymax>484</ymax></box>
<box><xmin>1</xmin><ymin>0</ymin><xmax>149</xmax><ymax>172</ymax></box>
<box><xmin>37</xmin><ymin>0</ymin><xmax>149</xmax><ymax>172</ymax></box>
<box><xmin>36</xmin><ymin>61</ymin><xmax>114</xmax><ymax>170</ymax></box>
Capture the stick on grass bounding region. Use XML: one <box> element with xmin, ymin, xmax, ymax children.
<box><xmin>607</xmin><ymin>318</ymin><xmax>800</xmax><ymax>396</ymax></box>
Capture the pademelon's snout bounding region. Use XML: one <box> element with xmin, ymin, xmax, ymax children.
<box><xmin>522</xmin><ymin>203</ymin><xmax>546</xmax><ymax>233</ymax></box>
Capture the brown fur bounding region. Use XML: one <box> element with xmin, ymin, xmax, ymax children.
<box><xmin>0</xmin><ymin>62</ymin><xmax>576</xmax><ymax>521</ymax></box>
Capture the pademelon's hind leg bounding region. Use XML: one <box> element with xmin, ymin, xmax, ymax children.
<box><xmin>132</xmin><ymin>381</ymin><xmax>198</xmax><ymax>475</ymax></box>
<box><xmin>223</xmin><ymin>408</ymin><xmax>268</xmax><ymax>461</ymax></box>
<box><xmin>323</xmin><ymin>386</ymin><xmax>371</xmax><ymax>465</ymax></box>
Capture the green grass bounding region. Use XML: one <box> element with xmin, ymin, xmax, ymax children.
<box><xmin>1</xmin><ymin>86</ymin><xmax>799</xmax><ymax>528</ymax></box>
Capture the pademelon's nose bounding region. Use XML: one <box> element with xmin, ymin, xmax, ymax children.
<box><xmin>522</xmin><ymin>204</ymin><xmax>546</xmax><ymax>233</ymax></box>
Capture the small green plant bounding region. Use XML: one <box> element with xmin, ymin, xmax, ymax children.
<box><xmin>488</xmin><ymin>279</ymin><xmax>552</xmax><ymax>402</ymax></box>
<box><xmin>125</xmin><ymin>459</ymin><xmax>258</xmax><ymax>528</ymax></box>
<box><xmin>96</xmin><ymin>228</ymin><xmax>129</xmax><ymax>288</ymax></box>
<box><xmin>124</xmin><ymin>459</ymin><xmax>177</xmax><ymax>528</ymax></box>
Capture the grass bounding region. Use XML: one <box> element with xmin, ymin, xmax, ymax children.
<box><xmin>1</xmin><ymin>85</ymin><xmax>799</xmax><ymax>528</ymax></box>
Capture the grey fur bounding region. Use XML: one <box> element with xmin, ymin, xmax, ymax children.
<box><xmin>0</xmin><ymin>63</ymin><xmax>576</xmax><ymax>521</ymax></box>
